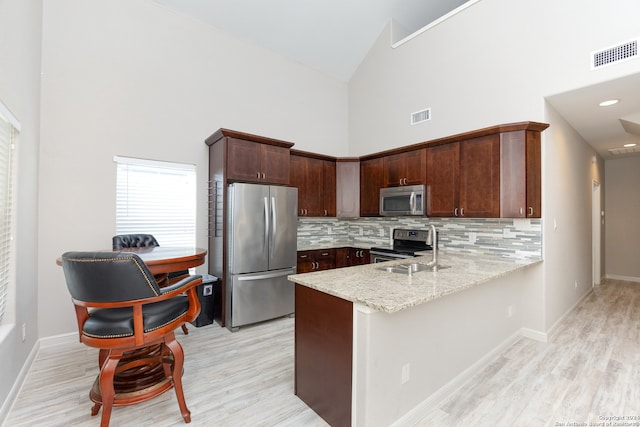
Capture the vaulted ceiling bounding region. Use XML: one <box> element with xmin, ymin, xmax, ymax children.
<box><xmin>153</xmin><ymin>0</ymin><xmax>640</xmax><ymax>159</ymax></box>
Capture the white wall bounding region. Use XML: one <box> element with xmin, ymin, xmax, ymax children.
<box><xmin>354</xmin><ymin>265</ymin><xmax>540</xmax><ymax>426</ymax></box>
<box><xmin>542</xmin><ymin>104</ymin><xmax>604</xmax><ymax>331</ymax></box>
<box><xmin>605</xmin><ymin>156</ymin><xmax>640</xmax><ymax>281</ymax></box>
<box><xmin>0</xmin><ymin>0</ymin><xmax>42</xmax><ymax>415</ymax></box>
<box><xmin>348</xmin><ymin>0</ymin><xmax>635</xmax><ymax>332</ymax></box>
<box><xmin>38</xmin><ymin>0</ymin><xmax>348</xmax><ymax>337</ymax></box>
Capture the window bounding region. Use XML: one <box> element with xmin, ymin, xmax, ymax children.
<box><xmin>114</xmin><ymin>156</ymin><xmax>196</xmax><ymax>248</ymax></box>
<box><xmin>0</xmin><ymin>101</ymin><xmax>17</xmax><ymax>324</ymax></box>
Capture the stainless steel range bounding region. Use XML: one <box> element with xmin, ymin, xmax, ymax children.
<box><xmin>370</xmin><ymin>228</ymin><xmax>433</xmax><ymax>263</ymax></box>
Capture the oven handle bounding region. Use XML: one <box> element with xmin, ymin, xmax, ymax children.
<box><xmin>409</xmin><ymin>191</ymin><xmax>416</xmax><ymax>213</ymax></box>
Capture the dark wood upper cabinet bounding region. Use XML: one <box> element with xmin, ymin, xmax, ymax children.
<box><xmin>426</xmin><ymin>142</ymin><xmax>460</xmax><ymax>217</ymax></box>
<box><xmin>360</xmin><ymin>157</ymin><xmax>384</xmax><ymax>216</ymax></box>
<box><xmin>206</xmin><ymin>129</ymin><xmax>293</xmax><ymax>186</ymax></box>
<box><xmin>501</xmin><ymin>130</ymin><xmax>542</xmax><ymax>218</ymax></box>
<box><xmin>383</xmin><ymin>149</ymin><xmax>426</xmax><ymax>187</ymax></box>
<box><xmin>290</xmin><ymin>151</ymin><xmax>336</xmax><ymax>217</ymax></box>
<box><xmin>426</xmin><ymin>135</ymin><xmax>500</xmax><ymax>218</ymax></box>
<box><xmin>226</xmin><ymin>137</ymin><xmax>291</xmax><ymax>185</ymax></box>
<box><xmin>459</xmin><ymin>134</ymin><xmax>501</xmax><ymax>218</ymax></box>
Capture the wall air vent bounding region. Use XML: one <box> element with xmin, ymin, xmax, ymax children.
<box><xmin>411</xmin><ymin>108</ymin><xmax>431</xmax><ymax>125</ymax></box>
<box><xmin>608</xmin><ymin>145</ymin><xmax>640</xmax><ymax>156</ymax></box>
<box><xmin>591</xmin><ymin>38</ymin><xmax>638</xmax><ymax>70</ymax></box>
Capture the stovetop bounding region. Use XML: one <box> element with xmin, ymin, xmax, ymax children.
<box><xmin>370</xmin><ymin>228</ymin><xmax>432</xmax><ymax>256</ymax></box>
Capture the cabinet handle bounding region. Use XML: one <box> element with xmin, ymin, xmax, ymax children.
<box><xmin>519</xmin><ymin>207</ymin><xmax>524</xmax><ymax>216</ymax></box>
<box><xmin>321</xmin><ymin>252</ymin><xmax>329</xmax><ymax>256</ymax></box>
<box><xmin>314</xmin><ymin>262</ymin><xmax>319</xmax><ymax>270</ymax></box>
<box><xmin>454</xmin><ymin>208</ymin><xmax>459</xmax><ymax>217</ymax></box>
<box><xmin>404</xmin><ymin>178</ymin><xmax>408</xmax><ymax>185</ymax></box>
<box><xmin>300</xmin><ymin>255</ymin><xmax>308</xmax><ymax>259</ymax></box>
<box><xmin>304</xmin><ymin>209</ymin><xmax>308</xmax><ymax>215</ymax></box>
<box><xmin>262</xmin><ymin>172</ymin><xmax>266</xmax><ymax>179</ymax></box>
<box><xmin>257</xmin><ymin>172</ymin><xmax>261</xmax><ymax>178</ymax></box>
<box><xmin>460</xmin><ymin>208</ymin><xmax>465</xmax><ymax>217</ymax></box>
<box><xmin>528</xmin><ymin>207</ymin><xmax>534</xmax><ymax>216</ymax></box>
<box><xmin>323</xmin><ymin>209</ymin><xmax>328</xmax><ymax>216</ymax></box>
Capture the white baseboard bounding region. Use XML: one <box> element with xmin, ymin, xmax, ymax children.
<box><xmin>605</xmin><ymin>274</ymin><xmax>640</xmax><ymax>283</ymax></box>
<box><xmin>38</xmin><ymin>331</ymin><xmax>77</xmax><ymax>349</ymax></box>
<box><xmin>0</xmin><ymin>340</ymin><xmax>40</xmax><ymax>426</ymax></box>
<box><xmin>544</xmin><ymin>288</ymin><xmax>593</xmax><ymax>341</ymax></box>
<box><xmin>0</xmin><ymin>332</ymin><xmax>77</xmax><ymax>426</ymax></box>
<box><xmin>522</xmin><ymin>327</ymin><xmax>548</xmax><ymax>342</ymax></box>
<box><xmin>390</xmin><ymin>328</ymin><xmax>532</xmax><ymax>427</ymax></box>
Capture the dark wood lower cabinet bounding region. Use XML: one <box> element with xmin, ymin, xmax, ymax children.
<box><xmin>295</xmin><ymin>284</ymin><xmax>353</xmax><ymax>427</ymax></box>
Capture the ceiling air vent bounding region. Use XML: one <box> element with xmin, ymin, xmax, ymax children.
<box><xmin>411</xmin><ymin>108</ymin><xmax>431</xmax><ymax>125</ymax></box>
<box><xmin>591</xmin><ymin>38</ymin><xmax>638</xmax><ymax>70</ymax></box>
<box><xmin>608</xmin><ymin>146</ymin><xmax>640</xmax><ymax>156</ymax></box>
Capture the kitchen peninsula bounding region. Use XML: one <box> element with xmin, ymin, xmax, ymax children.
<box><xmin>288</xmin><ymin>251</ymin><xmax>543</xmax><ymax>426</ymax></box>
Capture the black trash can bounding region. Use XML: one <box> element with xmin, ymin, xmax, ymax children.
<box><xmin>191</xmin><ymin>274</ymin><xmax>218</xmax><ymax>327</ymax></box>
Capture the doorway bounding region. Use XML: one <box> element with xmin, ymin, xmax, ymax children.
<box><xmin>592</xmin><ymin>180</ymin><xmax>602</xmax><ymax>286</ymax></box>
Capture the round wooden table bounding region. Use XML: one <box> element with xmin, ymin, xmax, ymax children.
<box><xmin>58</xmin><ymin>247</ymin><xmax>207</xmax><ymax>414</ymax></box>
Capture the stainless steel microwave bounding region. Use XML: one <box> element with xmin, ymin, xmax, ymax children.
<box><xmin>379</xmin><ymin>184</ymin><xmax>426</xmax><ymax>216</ymax></box>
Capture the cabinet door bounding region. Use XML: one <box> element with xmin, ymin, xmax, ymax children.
<box><xmin>334</xmin><ymin>247</ymin><xmax>350</xmax><ymax>268</ymax></box>
<box><xmin>323</xmin><ymin>160</ymin><xmax>336</xmax><ymax>217</ymax></box>
<box><xmin>296</xmin><ymin>251</ymin><xmax>315</xmax><ymax>273</ymax></box>
<box><xmin>360</xmin><ymin>158</ymin><xmax>384</xmax><ymax>216</ymax></box>
<box><xmin>426</xmin><ymin>143</ymin><xmax>459</xmax><ymax>217</ymax></box>
<box><xmin>526</xmin><ymin>131</ymin><xmax>541</xmax><ymax>218</ymax></box>
<box><xmin>226</xmin><ymin>138</ymin><xmax>262</xmax><ymax>182</ymax></box>
<box><xmin>350</xmin><ymin>248</ymin><xmax>370</xmax><ymax>265</ymax></box>
<box><xmin>500</xmin><ymin>131</ymin><xmax>527</xmax><ymax>218</ymax></box>
<box><xmin>290</xmin><ymin>155</ymin><xmax>323</xmax><ymax>216</ymax></box>
<box><xmin>336</xmin><ymin>162</ymin><xmax>360</xmax><ymax>218</ymax></box>
<box><xmin>316</xmin><ymin>249</ymin><xmax>336</xmax><ymax>271</ymax></box>
<box><xmin>404</xmin><ymin>149</ymin><xmax>427</xmax><ymax>186</ymax></box>
<box><xmin>383</xmin><ymin>153</ymin><xmax>405</xmax><ymax>187</ymax></box>
<box><xmin>459</xmin><ymin>135</ymin><xmax>500</xmax><ymax>218</ymax></box>
<box><xmin>262</xmin><ymin>144</ymin><xmax>290</xmax><ymax>185</ymax></box>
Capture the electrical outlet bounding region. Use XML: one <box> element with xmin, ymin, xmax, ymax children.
<box><xmin>507</xmin><ymin>305</ymin><xmax>514</xmax><ymax>318</ymax></box>
<box><xmin>401</xmin><ymin>363</ymin><xmax>410</xmax><ymax>384</ymax></box>
<box><xmin>203</xmin><ymin>284</ymin><xmax>213</xmax><ymax>296</ymax></box>
<box><xmin>22</xmin><ymin>323</ymin><xmax>26</xmax><ymax>342</ymax></box>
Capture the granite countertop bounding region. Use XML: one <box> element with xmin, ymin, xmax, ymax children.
<box><xmin>288</xmin><ymin>250</ymin><xmax>542</xmax><ymax>314</ymax></box>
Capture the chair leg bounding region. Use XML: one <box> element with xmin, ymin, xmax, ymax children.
<box><xmin>99</xmin><ymin>351</ymin><xmax>122</xmax><ymax>427</ymax></box>
<box><xmin>164</xmin><ymin>335</ymin><xmax>191</xmax><ymax>423</ymax></box>
<box><xmin>181</xmin><ymin>324</ymin><xmax>189</xmax><ymax>335</ymax></box>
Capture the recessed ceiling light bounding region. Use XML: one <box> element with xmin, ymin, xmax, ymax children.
<box><xmin>623</xmin><ymin>143</ymin><xmax>637</xmax><ymax>147</ymax></box>
<box><xmin>599</xmin><ymin>99</ymin><xmax>619</xmax><ymax>107</ymax></box>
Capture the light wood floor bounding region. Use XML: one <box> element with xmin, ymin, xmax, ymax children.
<box><xmin>4</xmin><ymin>278</ymin><xmax>639</xmax><ymax>426</ymax></box>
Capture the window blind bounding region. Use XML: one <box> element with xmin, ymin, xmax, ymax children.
<box><xmin>0</xmin><ymin>112</ymin><xmax>15</xmax><ymax>324</ymax></box>
<box><xmin>114</xmin><ymin>156</ymin><xmax>196</xmax><ymax>248</ymax></box>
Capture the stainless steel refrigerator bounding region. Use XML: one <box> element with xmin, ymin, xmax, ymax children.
<box><xmin>226</xmin><ymin>183</ymin><xmax>298</xmax><ymax>331</ymax></box>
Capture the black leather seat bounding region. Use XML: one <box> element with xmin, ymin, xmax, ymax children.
<box><xmin>112</xmin><ymin>234</ymin><xmax>159</xmax><ymax>250</ymax></box>
<box><xmin>112</xmin><ymin>234</ymin><xmax>191</xmax><ymax>335</ymax></box>
<box><xmin>61</xmin><ymin>251</ymin><xmax>202</xmax><ymax>427</ymax></box>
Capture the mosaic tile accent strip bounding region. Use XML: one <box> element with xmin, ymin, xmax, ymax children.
<box><xmin>297</xmin><ymin>217</ymin><xmax>542</xmax><ymax>259</ymax></box>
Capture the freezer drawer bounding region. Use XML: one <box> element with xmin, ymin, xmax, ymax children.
<box><xmin>227</xmin><ymin>268</ymin><xmax>295</xmax><ymax>330</ymax></box>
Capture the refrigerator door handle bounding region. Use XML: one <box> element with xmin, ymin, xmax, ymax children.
<box><xmin>271</xmin><ymin>196</ymin><xmax>277</xmax><ymax>254</ymax></box>
<box><xmin>236</xmin><ymin>269</ymin><xmax>295</xmax><ymax>281</ymax></box>
<box><xmin>263</xmin><ymin>196</ymin><xmax>269</xmax><ymax>253</ymax></box>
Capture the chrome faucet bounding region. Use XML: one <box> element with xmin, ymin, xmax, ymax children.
<box><xmin>426</xmin><ymin>224</ymin><xmax>437</xmax><ymax>267</ymax></box>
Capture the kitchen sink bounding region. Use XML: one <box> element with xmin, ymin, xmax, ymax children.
<box><xmin>377</xmin><ymin>262</ymin><xmax>449</xmax><ymax>275</ymax></box>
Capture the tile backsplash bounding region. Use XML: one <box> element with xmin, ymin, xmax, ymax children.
<box><xmin>297</xmin><ymin>217</ymin><xmax>542</xmax><ymax>260</ymax></box>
